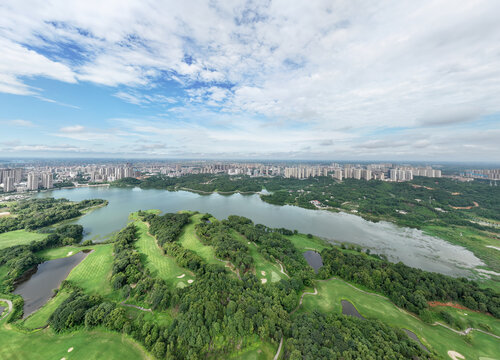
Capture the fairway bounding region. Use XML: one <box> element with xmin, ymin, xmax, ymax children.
<box><xmin>37</xmin><ymin>245</ymin><xmax>83</xmax><ymax>260</ymax></box>
<box><xmin>0</xmin><ymin>324</ymin><xmax>148</xmax><ymax>360</ymax></box>
<box><xmin>0</xmin><ymin>230</ymin><xmax>46</xmax><ymax>250</ymax></box>
<box><xmin>285</xmin><ymin>233</ymin><xmax>330</xmax><ymax>252</ymax></box>
<box><xmin>231</xmin><ymin>230</ymin><xmax>283</xmax><ymax>283</ymax></box>
<box><xmin>134</xmin><ymin>220</ymin><xmax>195</xmax><ymax>287</ymax></box>
<box><xmin>21</xmin><ymin>290</ymin><xmax>70</xmax><ymax>329</ymax></box>
<box><xmin>65</xmin><ymin>244</ymin><xmax>115</xmax><ymax>298</ymax></box>
<box><xmin>300</xmin><ymin>278</ymin><xmax>500</xmax><ymax>360</ymax></box>
<box><xmin>178</xmin><ymin>214</ymin><xmax>219</xmax><ymax>264</ymax></box>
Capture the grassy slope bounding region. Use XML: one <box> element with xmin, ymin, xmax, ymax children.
<box><xmin>134</xmin><ymin>220</ymin><xmax>195</xmax><ymax>288</ymax></box>
<box><xmin>0</xmin><ymin>230</ymin><xmax>46</xmax><ymax>250</ymax></box>
<box><xmin>37</xmin><ymin>245</ymin><xmax>83</xmax><ymax>261</ymax></box>
<box><xmin>228</xmin><ymin>337</ymin><xmax>277</xmax><ymax>360</ymax></box>
<box><xmin>429</xmin><ymin>305</ymin><xmax>500</xmax><ymax>337</ymax></box>
<box><xmin>178</xmin><ymin>214</ymin><xmax>219</xmax><ymax>265</ymax></box>
<box><xmin>285</xmin><ymin>233</ymin><xmax>330</xmax><ymax>252</ymax></box>
<box><xmin>300</xmin><ymin>279</ymin><xmax>499</xmax><ymax>360</ymax></box>
<box><xmin>65</xmin><ymin>244</ymin><xmax>116</xmax><ymax>299</ymax></box>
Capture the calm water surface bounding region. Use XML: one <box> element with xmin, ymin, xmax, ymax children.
<box><xmin>341</xmin><ymin>300</ymin><xmax>365</xmax><ymax>319</ymax></box>
<box><xmin>14</xmin><ymin>251</ymin><xmax>88</xmax><ymax>317</ymax></box>
<box><xmin>37</xmin><ymin>187</ymin><xmax>483</xmax><ymax>277</ymax></box>
<box><xmin>303</xmin><ymin>250</ymin><xmax>323</xmax><ymax>273</ymax></box>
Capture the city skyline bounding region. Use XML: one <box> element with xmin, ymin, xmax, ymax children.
<box><xmin>1</xmin><ymin>1</ymin><xmax>500</xmax><ymax>161</ymax></box>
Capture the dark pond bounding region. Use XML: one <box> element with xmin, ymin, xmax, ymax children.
<box><xmin>0</xmin><ymin>306</ymin><xmax>5</xmax><ymax>315</ymax></box>
<box><xmin>403</xmin><ymin>329</ymin><xmax>429</xmax><ymax>353</ymax></box>
<box><xmin>303</xmin><ymin>250</ymin><xmax>323</xmax><ymax>273</ymax></box>
<box><xmin>13</xmin><ymin>251</ymin><xmax>89</xmax><ymax>318</ymax></box>
<box><xmin>341</xmin><ymin>300</ymin><xmax>365</xmax><ymax>319</ymax></box>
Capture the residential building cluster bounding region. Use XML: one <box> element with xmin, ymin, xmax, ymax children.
<box><xmin>462</xmin><ymin>169</ymin><xmax>500</xmax><ymax>180</ymax></box>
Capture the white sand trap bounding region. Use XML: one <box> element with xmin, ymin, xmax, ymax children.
<box><xmin>247</xmin><ymin>241</ymin><xmax>251</xmax><ymax>244</ymax></box>
<box><xmin>187</xmin><ymin>279</ymin><xmax>194</xmax><ymax>284</ymax></box>
<box><xmin>261</xmin><ymin>278</ymin><xmax>267</xmax><ymax>284</ymax></box>
<box><xmin>177</xmin><ymin>274</ymin><xmax>185</xmax><ymax>279</ymax></box>
<box><xmin>61</xmin><ymin>358</ymin><xmax>66</xmax><ymax>360</ymax></box>
<box><xmin>68</xmin><ymin>347</ymin><xmax>74</xmax><ymax>352</ymax></box>
<box><xmin>261</xmin><ymin>271</ymin><xmax>266</xmax><ymax>276</ymax></box>
<box><xmin>67</xmin><ymin>251</ymin><xmax>73</xmax><ymax>256</ymax></box>
<box><xmin>448</xmin><ymin>350</ymin><xmax>465</xmax><ymax>360</ymax></box>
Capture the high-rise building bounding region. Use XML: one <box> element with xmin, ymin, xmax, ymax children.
<box><xmin>41</xmin><ymin>172</ymin><xmax>53</xmax><ymax>189</ymax></box>
<box><xmin>27</xmin><ymin>172</ymin><xmax>39</xmax><ymax>191</ymax></box>
<box><xmin>3</xmin><ymin>177</ymin><xmax>15</xmax><ymax>192</ymax></box>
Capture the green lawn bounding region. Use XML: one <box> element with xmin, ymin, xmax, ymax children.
<box><xmin>285</xmin><ymin>233</ymin><xmax>330</xmax><ymax>252</ymax></box>
<box><xmin>0</xmin><ymin>230</ymin><xmax>46</xmax><ymax>249</ymax></box>
<box><xmin>21</xmin><ymin>290</ymin><xmax>70</xmax><ymax>329</ymax></box>
<box><xmin>228</xmin><ymin>337</ymin><xmax>277</xmax><ymax>360</ymax></box>
<box><xmin>300</xmin><ymin>278</ymin><xmax>500</xmax><ymax>360</ymax></box>
<box><xmin>37</xmin><ymin>245</ymin><xmax>83</xmax><ymax>261</ymax></box>
<box><xmin>65</xmin><ymin>244</ymin><xmax>115</xmax><ymax>298</ymax></box>
<box><xmin>429</xmin><ymin>305</ymin><xmax>500</xmax><ymax>337</ymax></box>
<box><xmin>0</xmin><ymin>325</ymin><xmax>148</xmax><ymax>360</ymax></box>
<box><xmin>134</xmin><ymin>220</ymin><xmax>195</xmax><ymax>288</ymax></box>
<box><xmin>178</xmin><ymin>214</ymin><xmax>219</xmax><ymax>265</ymax></box>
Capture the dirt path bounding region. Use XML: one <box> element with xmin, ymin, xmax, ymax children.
<box><xmin>291</xmin><ymin>288</ymin><xmax>318</xmax><ymax>315</ymax></box>
<box><xmin>120</xmin><ymin>299</ymin><xmax>152</xmax><ymax>312</ymax></box>
<box><xmin>273</xmin><ymin>336</ymin><xmax>283</xmax><ymax>360</ymax></box>
<box><xmin>275</xmin><ymin>260</ymin><xmax>290</xmax><ymax>278</ymax></box>
<box><xmin>0</xmin><ymin>299</ymin><xmax>13</xmax><ymax>320</ymax></box>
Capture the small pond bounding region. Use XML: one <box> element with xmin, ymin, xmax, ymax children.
<box><xmin>13</xmin><ymin>251</ymin><xmax>89</xmax><ymax>317</ymax></box>
<box><xmin>341</xmin><ymin>300</ymin><xmax>365</xmax><ymax>319</ymax></box>
<box><xmin>303</xmin><ymin>250</ymin><xmax>323</xmax><ymax>273</ymax></box>
<box><xmin>403</xmin><ymin>329</ymin><xmax>429</xmax><ymax>353</ymax></box>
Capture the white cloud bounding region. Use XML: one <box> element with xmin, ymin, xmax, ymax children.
<box><xmin>1</xmin><ymin>119</ymin><xmax>36</xmax><ymax>127</ymax></box>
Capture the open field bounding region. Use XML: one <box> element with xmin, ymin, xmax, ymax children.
<box><xmin>178</xmin><ymin>214</ymin><xmax>219</xmax><ymax>265</ymax></box>
<box><xmin>429</xmin><ymin>305</ymin><xmax>500</xmax><ymax>337</ymax></box>
<box><xmin>134</xmin><ymin>220</ymin><xmax>195</xmax><ymax>288</ymax></box>
<box><xmin>231</xmin><ymin>230</ymin><xmax>283</xmax><ymax>283</ymax></box>
<box><xmin>21</xmin><ymin>290</ymin><xmax>70</xmax><ymax>329</ymax></box>
<box><xmin>65</xmin><ymin>244</ymin><xmax>116</xmax><ymax>298</ymax></box>
<box><xmin>0</xmin><ymin>230</ymin><xmax>46</xmax><ymax>250</ymax></box>
<box><xmin>228</xmin><ymin>337</ymin><xmax>277</xmax><ymax>360</ymax></box>
<box><xmin>285</xmin><ymin>233</ymin><xmax>330</xmax><ymax>252</ymax></box>
<box><xmin>0</xmin><ymin>324</ymin><xmax>148</xmax><ymax>360</ymax></box>
<box><xmin>300</xmin><ymin>278</ymin><xmax>500</xmax><ymax>359</ymax></box>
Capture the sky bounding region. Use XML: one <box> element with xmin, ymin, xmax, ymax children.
<box><xmin>0</xmin><ymin>0</ymin><xmax>499</xmax><ymax>161</ymax></box>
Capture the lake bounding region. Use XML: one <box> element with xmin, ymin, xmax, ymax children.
<box><xmin>36</xmin><ymin>187</ymin><xmax>483</xmax><ymax>277</ymax></box>
<box><xmin>13</xmin><ymin>251</ymin><xmax>89</xmax><ymax>318</ymax></box>
<box><xmin>303</xmin><ymin>250</ymin><xmax>323</xmax><ymax>273</ymax></box>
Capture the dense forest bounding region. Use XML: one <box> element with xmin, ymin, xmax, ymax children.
<box><xmin>0</xmin><ymin>198</ymin><xmax>107</xmax><ymax>233</ymax></box>
<box><xmin>319</xmin><ymin>247</ymin><xmax>500</xmax><ymax>318</ymax></box>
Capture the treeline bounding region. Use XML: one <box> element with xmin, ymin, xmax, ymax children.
<box><xmin>0</xmin><ymin>224</ymin><xmax>83</xmax><ymax>292</ymax></box>
<box><xmin>196</xmin><ymin>220</ymin><xmax>254</xmax><ymax>271</ymax></box>
<box><xmin>113</xmin><ymin>174</ymin><xmax>263</xmax><ymax>193</ymax></box>
<box><xmin>286</xmin><ymin>311</ymin><xmax>431</xmax><ymax>359</ymax></box>
<box><xmin>143</xmin><ymin>211</ymin><xmax>190</xmax><ymax>246</ymax></box>
<box><xmin>0</xmin><ymin>198</ymin><xmax>107</xmax><ymax>233</ymax></box>
<box><xmin>319</xmin><ymin>247</ymin><xmax>500</xmax><ymax>318</ymax></box>
<box><xmin>224</xmin><ymin>215</ymin><xmax>314</xmax><ymax>286</ymax></box>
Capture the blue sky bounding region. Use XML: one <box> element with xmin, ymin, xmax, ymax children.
<box><xmin>1</xmin><ymin>0</ymin><xmax>500</xmax><ymax>161</ymax></box>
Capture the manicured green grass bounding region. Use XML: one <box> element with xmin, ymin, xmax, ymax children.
<box><xmin>21</xmin><ymin>290</ymin><xmax>70</xmax><ymax>329</ymax></box>
<box><xmin>229</xmin><ymin>338</ymin><xmax>277</xmax><ymax>360</ymax></box>
<box><xmin>178</xmin><ymin>214</ymin><xmax>218</xmax><ymax>265</ymax></box>
<box><xmin>300</xmin><ymin>279</ymin><xmax>500</xmax><ymax>360</ymax></box>
<box><xmin>65</xmin><ymin>244</ymin><xmax>115</xmax><ymax>298</ymax></box>
<box><xmin>0</xmin><ymin>325</ymin><xmax>148</xmax><ymax>360</ymax></box>
<box><xmin>37</xmin><ymin>245</ymin><xmax>83</xmax><ymax>260</ymax></box>
<box><xmin>0</xmin><ymin>230</ymin><xmax>46</xmax><ymax>249</ymax></box>
<box><xmin>429</xmin><ymin>305</ymin><xmax>500</xmax><ymax>337</ymax></box>
<box><xmin>231</xmin><ymin>230</ymin><xmax>283</xmax><ymax>284</ymax></box>
<box><xmin>285</xmin><ymin>233</ymin><xmax>330</xmax><ymax>252</ymax></box>
<box><xmin>134</xmin><ymin>220</ymin><xmax>195</xmax><ymax>288</ymax></box>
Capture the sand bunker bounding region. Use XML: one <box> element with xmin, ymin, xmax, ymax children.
<box><xmin>261</xmin><ymin>271</ymin><xmax>266</xmax><ymax>276</ymax></box>
<box><xmin>68</xmin><ymin>347</ymin><xmax>74</xmax><ymax>353</ymax></box>
<box><xmin>261</xmin><ymin>278</ymin><xmax>267</xmax><ymax>284</ymax></box>
<box><xmin>177</xmin><ymin>274</ymin><xmax>185</xmax><ymax>279</ymax></box>
<box><xmin>448</xmin><ymin>350</ymin><xmax>465</xmax><ymax>360</ymax></box>
<box><xmin>247</xmin><ymin>241</ymin><xmax>251</xmax><ymax>244</ymax></box>
<box><xmin>187</xmin><ymin>279</ymin><xmax>194</xmax><ymax>284</ymax></box>
<box><xmin>67</xmin><ymin>251</ymin><xmax>73</xmax><ymax>256</ymax></box>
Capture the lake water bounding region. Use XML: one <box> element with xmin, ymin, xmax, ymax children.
<box><xmin>303</xmin><ymin>250</ymin><xmax>323</xmax><ymax>273</ymax></box>
<box><xmin>13</xmin><ymin>251</ymin><xmax>88</xmax><ymax>318</ymax></box>
<box><xmin>341</xmin><ymin>300</ymin><xmax>365</xmax><ymax>319</ymax></box>
<box><xmin>36</xmin><ymin>187</ymin><xmax>484</xmax><ymax>277</ymax></box>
